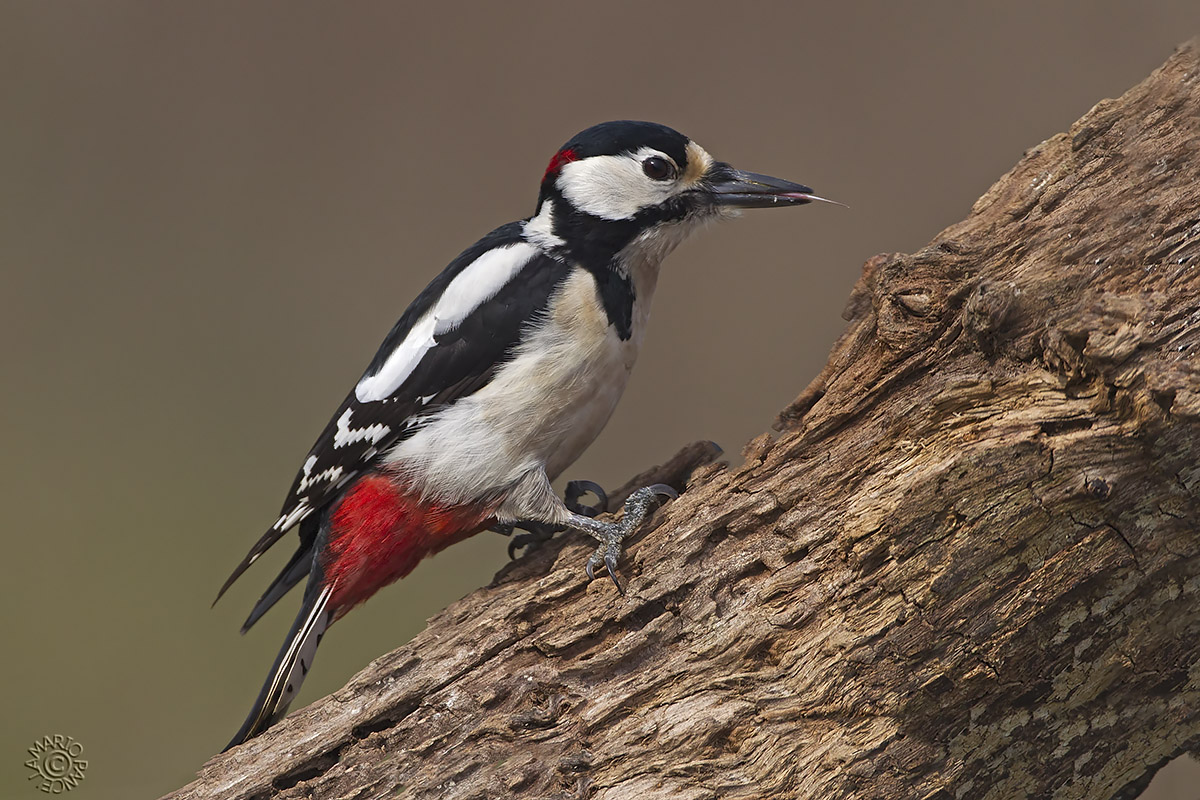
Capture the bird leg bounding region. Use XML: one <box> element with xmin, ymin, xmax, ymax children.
<box><xmin>564</xmin><ymin>484</ymin><xmax>677</xmax><ymax>594</ymax></box>
<box><xmin>495</xmin><ymin>480</ymin><xmax>610</xmax><ymax>559</ymax></box>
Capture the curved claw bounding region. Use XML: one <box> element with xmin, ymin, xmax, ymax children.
<box><xmin>565</xmin><ymin>479</ymin><xmax>608</xmax><ymax>517</ymax></box>
<box><xmin>646</xmin><ymin>483</ymin><xmax>679</xmax><ymax>501</ymax></box>
<box><xmin>604</xmin><ymin>553</ymin><xmax>624</xmax><ymax>595</ymax></box>
<box><xmin>585</xmin><ymin>547</ymin><xmax>625</xmax><ymax>594</ymax></box>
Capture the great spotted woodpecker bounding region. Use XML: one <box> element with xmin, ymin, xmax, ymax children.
<box><xmin>215</xmin><ymin>120</ymin><xmax>832</xmax><ymax>749</ymax></box>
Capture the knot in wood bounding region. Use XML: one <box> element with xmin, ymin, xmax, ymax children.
<box><xmin>963</xmin><ymin>279</ymin><xmax>1018</xmax><ymax>353</ymax></box>
<box><xmin>1085</xmin><ymin>476</ymin><xmax>1113</xmax><ymax>500</ymax></box>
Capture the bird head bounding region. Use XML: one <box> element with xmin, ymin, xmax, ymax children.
<box><xmin>531</xmin><ymin>120</ymin><xmax>833</xmax><ymax>262</ymax></box>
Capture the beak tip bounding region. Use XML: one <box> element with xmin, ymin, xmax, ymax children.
<box><xmin>709</xmin><ymin>168</ymin><xmax>842</xmax><ymax>210</ymax></box>
<box><xmin>803</xmin><ymin>194</ymin><xmax>848</xmax><ymax>209</ymax></box>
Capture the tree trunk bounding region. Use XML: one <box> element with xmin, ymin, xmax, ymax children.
<box><xmin>167</xmin><ymin>40</ymin><xmax>1200</xmax><ymax>800</ymax></box>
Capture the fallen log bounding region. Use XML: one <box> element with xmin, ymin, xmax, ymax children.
<box><xmin>167</xmin><ymin>39</ymin><xmax>1200</xmax><ymax>800</ymax></box>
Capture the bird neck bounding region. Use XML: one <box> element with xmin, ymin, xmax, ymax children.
<box><xmin>523</xmin><ymin>196</ymin><xmax>688</xmax><ymax>277</ymax></box>
<box><xmin>523</xmin><ymin>197</ymin><xmax>688</xmax><ymax>342</ymax></box>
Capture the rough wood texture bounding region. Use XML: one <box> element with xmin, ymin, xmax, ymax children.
<box><xmin>168</xmin><ymin>41</ymin><xmax>1200</xmax><ymax>800</ymax></box>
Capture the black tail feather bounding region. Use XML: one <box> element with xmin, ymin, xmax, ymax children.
<box><xmin>238</xmin><ymin>514</ymin><xmax>321</xmax><ymax>632</ymax></box>
<box><xmin>239</xmin><ymin>545</ymin><xmax>312</xmax><ymax>634</ymax></box>
<box><xmin>213</xmin><ymin>526</ymin><xmax>290</xmax><ymax>607</ymax></box>
<box><xmin>224</xmin><ymin>576</ymin><xmax>333</xmax><ymax>751</ymax></box>
<box><xmin>214</xmin><ymin>508</ymin><xmax>321</xmax><ymax>609</ymax></box>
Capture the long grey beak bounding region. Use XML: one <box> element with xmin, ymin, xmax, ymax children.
<box><xmin>708</xmin><ymin>165</ymin><xmax>841</xmax><ymax>209</ymax></box>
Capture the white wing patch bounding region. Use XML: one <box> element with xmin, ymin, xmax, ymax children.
<box><xmin>274</xmin><ymin>498</ymin><xmax>311</xmax><ymax>532</ymax></box>
<box><xmin>354</xmin><ymin>242</ymin><xmax>540</xmax><ymax>403</ymax></box>
<box><xmin>297</xmin><ymin>454</ymin><xmax>345</xmax><ymax>493</ymax></box>
<box><xmin>332</xmin><ymin>408</ymin><xmax>389</xmax><ymax>449</ymax></box>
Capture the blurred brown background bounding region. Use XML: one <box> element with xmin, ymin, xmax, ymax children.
<box><xmin>3</xmin><ymin>3</ymin><xmax>1198</xmax><ymax>798</ymax></box>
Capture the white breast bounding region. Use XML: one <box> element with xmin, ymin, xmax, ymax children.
<box><xmin>382</xmin><ymin>253</ymin><xmax>661</xmax><ymax>511</ymax></box>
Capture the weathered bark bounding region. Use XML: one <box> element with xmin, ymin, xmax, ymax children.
<box><xmin>168</xmin><ymin>41</ymin><xmax>1200</xmax><ymax>800</ymax></box>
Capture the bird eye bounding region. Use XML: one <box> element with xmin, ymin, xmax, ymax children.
<box><xmin>642</xmin><ymin>156</ymin><xmax>675</xmax><ymax>181</ymax></box>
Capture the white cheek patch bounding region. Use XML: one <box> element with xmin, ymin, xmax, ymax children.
<box><xmin>556</xmin><ymin>149</ymin><xmax>677</xmax><ymax>221</ymax></box>
<box><xmin>355</xmin><ymin>242</ymin><xmax>539</xmax><ymax>403</ymax></box>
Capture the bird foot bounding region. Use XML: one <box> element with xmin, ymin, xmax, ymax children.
<box><xmin>496</xmin><ymin>480</ymin><xmax>610</xmax><ymax>559</ymax></box>
<box><xmin>578</xmin><ymin>484</ymin><xmax>677</xmax><ymax>594</ymax></box>
<box><xmin>504</xmin><ymin>522</ymin><xmax>560</xmax><ymax>560</ymax></box>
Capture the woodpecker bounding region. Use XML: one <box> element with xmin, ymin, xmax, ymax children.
<box><xmin>215</xmin><ymin>120</ymin><xmax>832</xmax><ymax>749</ymax></box>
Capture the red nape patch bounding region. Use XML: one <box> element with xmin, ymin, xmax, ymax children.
<box><xmin>322</xmin><ymin>475</ymin><xmax>494</xmax><ymax>616</ymax></box>
<box><xmin>542</xmin><ymin>148</ymin><xmax>577</xmax><ymax>183</ymax></box>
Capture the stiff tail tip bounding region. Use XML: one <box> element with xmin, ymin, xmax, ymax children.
<box><xmin>223</xmin><ymin>584</ymin><xmax>332</xmax><ymax>751</ymax></box>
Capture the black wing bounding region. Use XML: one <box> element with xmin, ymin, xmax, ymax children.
<box><xmin>216</xmin><ymin>221</ymin><xmax>572</xmax><ymax>604</ymax></box>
